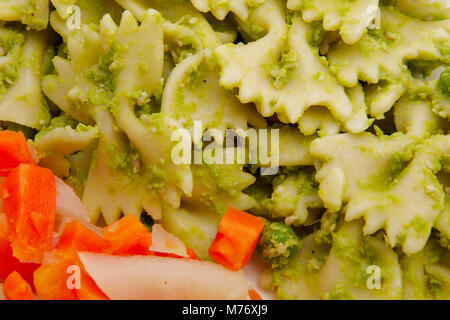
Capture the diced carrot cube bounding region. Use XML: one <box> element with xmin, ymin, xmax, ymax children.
<box><xmin>56</xmin><ymin>221</ymin><xmax>109</xmax><ymax>253</ymax></box>
<box><xmin>186</xmin><ymin>247</ymin><xmax>201</xmax><ymax>261</ymax></box>
<box><xmin>0</xmin><ymin>213</ymin><xmax>39</xmax><ymax>286</ymax></box>
<box><xmin>0</xmin><ymin>130</ymin><xmax>36</xmax><ymax>177</ymax></box>
<box><xmin>2</xmin><ymin>271</ymin><xmax>34</xmax><ymax>300</ymax></box>
<box><xmin>1</xmin><ymin>164</ymin><xmax>56</xmax><ymax>263</ymax></box>
<box><xmin>34</xmin><ymin>249</ymin><xmax>108</xmax><ymax>300</ymax></box>
<box><xmin>209</xmin><ymin>207</ymin><xmax>264</xmax><ymax>271</ymax></box>
<box><xmin>102</xmin><ymin>215</ymin><xmax>152</xmax><ymax>256</ymax></box>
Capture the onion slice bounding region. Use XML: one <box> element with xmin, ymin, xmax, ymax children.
<box><xmin>55</xmin><ymin>176</ymin><xmax>89</xmax><ymax>223</ymax></box>
<box><xmin>79</xmin><ymin>253</ymin><xmax>251</xmax><ymax>300</ymax></box>
<box><xmin>150</xmin><ymin>224</ymin><xmax>188</xmax><ymax>257</ymax></box>
<box><xmin>54</xmin><ymin>176</ymin><xmax>102</xmax><ymax>235</ymax></box>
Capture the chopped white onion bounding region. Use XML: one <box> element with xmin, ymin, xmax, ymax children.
<box><xmin>55</xmin><ymin>176</ymin><xmax>89</xmax><ymax>222</ymax></box>
<box><xmin>150</xmin><ymin>224</ymin><xmax>188</xmax><ymax>257</ymax></box>
<box><xmin>79</xmin><ymin>253</ymin><xmax>251</xmax><ymax>300</ymax></box>
<box><xmin>27</xmin><ymin>142</ymin><xmax>39</xmax><ymax>164</ymax></box>
<box><xmin>54</xmin><ymin>176</ymin><xmax>102</xmax><ymax>235</ymax></box>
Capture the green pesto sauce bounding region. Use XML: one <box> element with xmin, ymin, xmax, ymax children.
<box><xmin>295</xmin><ymin>167</ymin><xmax>320</xmax><ymax>196</ymax></box>
<box><xmin>0</xmin><ymin>30</ymin><xmax>25</xmax><ymax>98</ymax></box>
<box><xmin>244</xmin><ymin>182</ymin><xmax>273</xmax><ymax>216</ymax></box>
<box><xmin>439</xmin><ymin>68</ymin><xmax>450</xmax><ymax>97</ymax></box>
<box><xmin>409</xmin><ymin>216</ymin><xmax>430</xmax><ymax>238</ymax></box>
<box><xmin>322</xmin><ymin>284</ymin><xmax>355</xmax><ymax>300</ymax></box>
<box><xmin>20</xmin><ymin>1</ymin><xmax>48</xmax><ymax>30</ymax></box>
<box><xmin>84</xmin><ymin>51</ymin><xmax>115</xmax><ymax>93</ymax></box>
<box><xmin>333</xmin><ymin>230</ymin><xmax>376</xmax><ymax>288</ymax></box>
<box><xmin>37</xmin><ymin>113</ymin><xmax>77</xmax><ymax>136</ymax></box>
<box><xmin>167</xmin><ymin>34</ymin><xmax>198</xmax><ymax>64</ymax></box>
<box><xmin>361</xmin><ymin>29</ymin><xmax>397</xmax><ymax>58</ymax></box>
<box><xmin>361</xmin><ymin>142</ymin><xmax>416</xmax><ymax>191</ymax></box>
<box><xmin>306</xmin><ymin>22</ymin><xmax>324</xmax><ymax>47</ymax></box>
<box><xmin>270</xmin><ymin>51</ymin><xmax>298</xmax><ymax>89</ymax></box>
<box><xmin>259</xmin><ymin>220</ymin><xmax>301</xmax><ymax>269</ymax></box>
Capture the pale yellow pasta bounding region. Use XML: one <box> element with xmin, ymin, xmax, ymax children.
<box><xmin>83</xmin><ymin>108</ymin><xmax>163</xmax><ymax>224</ymax></box>
<box><xmin>328</xmin><ymin>7</ymin><xmax>450</xmax><ymax>117</ymax></box>
<box><xmin>287</xmin><ymin>0</ymin><xmax>379</xmax><ymax>44</ymax></box>
<box><xmin>346</xmin><ymin>135</ymin><xmax>450</xmax><ymax>254</ymax></box>
<box><xmin>0</xmin><ymin>0</ymin><xmax>48</xmax><ymax>30</ymax></box>
<box><xmin>270</xmin><ymin>169</ymin><xmax>322</xmax><ymax>225</ymax></box>
<box><xmin>271</xmin><ymin>221</ymin><xmax>403</xmax><ymax>300</ymax></box>
<box><xmin>33</xmin><ymin>119</ymin><xmax>98</xmax><ymax>177</ymax></box>
<box><xmin>215</xmin><ymin>0</ymin><xmax>369</xmax><ymax>135</ymax></box>
<box><xmin>109</xmin><ymin>10</ymin><xmax>193</xmax><ymax>204</ymax></box>
<box><xmin>395</xmin><ymin>0</ymin><xmax>450</xmax><ymax>20</ymax></box>
<box><xmin>0</xmin><ymin>31</ymin><xmax>50</xmax><ymax>129</ymax></box>
<box><xmin>190</xmin><ymin>0</ymin><xmax>266</xmax><ymax>21</ymax></box>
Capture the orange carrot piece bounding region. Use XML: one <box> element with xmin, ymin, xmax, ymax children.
<box><xmin>56</xmin><ymin>221</ymin><xmax>109</xmax><ymax>253</ymax></box>
<box><xmin>102</xmin><ymin>215</ymin><xmax>152</xmax><ymax>256</ymax></box>
<box><xmin>1</xmin><ymin>164</ymin><xmax>56</xmax><ymax>263</ymax></box>
<box><xmin>248</xmin><ymin>289</ymin><xmax>263</xmax><ymax>300</ymax></box>
<box><xmin>35</xmin><ymin>221</ymin><xmax>110</xmax><ymax>300</ymax></box>
<box><xmin>33</xmin><ymin>250</ymin><xmax>78</xmax><ymax>300</ymax></box>
<box><xmin>209</xmin><ymin>207</ymin><xmax>265</xmax><ymax>271</ymax></box>
<box><xmin>0</xmin><ymin>213</ymin><xmax>39</xmax><ymax>287</ymax></box>
<box><xmin>187</xmin><ymin>247</ymin><xmax>201</xmax><ymax>261</ymax></box>
<box><xmin>0</xmin><ymin>130</ymin><xmax>36</xmax><ymax>177</ymax></box>
<box><xmin>2</xmin><ymin>271</ymin><xmax>34</xmax><ymax>300</ymax></box>
<box><xmin>34</xmin><ymin>249</ymin><xmax>108</xmax><ymax>300</ymax></box>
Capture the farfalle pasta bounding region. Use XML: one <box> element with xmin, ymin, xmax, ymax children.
<box><xmin>0</xmin><ymin>0</ymin><xmax>448</xmax><ymax>301</ymax></box>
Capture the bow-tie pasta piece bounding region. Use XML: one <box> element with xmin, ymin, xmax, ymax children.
<box><xmin>270</xmin><ymin>168</ymin><xmax>323</xmax><ymax>226</ymax></box>
<box><xmin>205</xmin><ymin>14</ymin><xmax>238</xmax><ymax>44</ymax></box>
<box><xmin>270</xmin><ymin>221</ymin><xmax>402</xmax><ymax>299</ymax></box>
<box><xmin>310</xmin><ymin>132</ymin><xmax>416</xmax><ymax>213</ymax></box>
<box><xmin>394</xmin><ymin>82</ymin><xmax>448</xmax><ymax>139</ymax></box>
<box><xmin>216</xmin><ymin>0</ymin><xmax>365</xmax><ymax>134</ymax></box>
<box><xmin>394</xmin><ymin>0</ymin><xmax>450</xmax><ymax>20</ymax></box>
<box><xmin>116</xmin><ymin>0</ymin><xmax>220</xmax><ymax>50</ymax></box>
<box><xmin>328</xmin><ymin>8</ymin><xmax>450</xmax><ymax>117</ymax></box>
<box><xmin>394</xmin><ymin>97</ymin><xmax>446</xmax><ymax>139</ymax></box>
<box><xmin>110</xmin><ymin>10</ymin><xmax>194</xmax><ymax>203</ymax></box>
<box><xmin>190</xmin><ymin>0</ymin><xmax>266</xmax><ymax>21</ymax></box>
<box><xmin>287</xmin><ymin>0</ymin><xmax>380</xmax><ymax>44</ymax></box>
<box><xmin>161</xmin><ymin>205</ymin><xmax>221</xmax><ymax>260</ymax></box>
<box><xmin>278</xmin><ymin>126</ymin><xmax>316</xmax><ymax>167</ymax></box>
<box><xmin>45</xmin><ymin>9</ymin><xmax>194</xmax><ymax>223</ymax></box>
<box><xmin>363</xmin><ymin>74</ymin><xmax>411</xmax><ymax>119</ymax></box>
<box><xmin>0</xmin><ymin>28</ymin><xmax>51</xmax><ymax>130</ymax></box>
<box><xmin>297</xmin><ymin>107</ymin><xmax>341</xmax><ymax>136</ymax></box>
<box><xmin>159</xmin><ymin>5</ymin><xmax>266</xmax><ymax>137</ymax></box>
<box><xmin>83</xmin><ymin>108</ymin><xmax>164</xmax><ymax>224</ymax></box>
<box><xmin>346</xmin><ymin>135</ymin><xmax>450</xmax><ymax>254</ymax></box>
<box><xmin>161</xmin><ymin>35</ymin><xmax>266</xmax><ymax>134</ymax></box>
<box><xmin>50</xmin><ymin>0</ymin><xmax>123</xmax><ymax>24</ymax></box>
<box><xmin>400</xmin><ymin>236</ymin><xmax>450</xmax><ymax>299</ymax></box>
<box><xmin>0</xmin><ymin>0</ymin><xmax>48</xmax><ymax>30</ymax></box>
<box><xmin>188</xmin><ymin>163</ymin><xmax>257</xmax><ymax>214</ymax></box>
<box><xmin>33</xmin><ymin>114</ymin><xmax>99</xmax><ymax>177</ymax></box>
<box><xmin>42</xmin><ymin>13</ymin><xmax>111</xmax><ymax>124</ymax></box>
<box><xmin>298</xmin><ymin>85</ymin><xmax>371</xmax><ymax>136</ymax></box>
